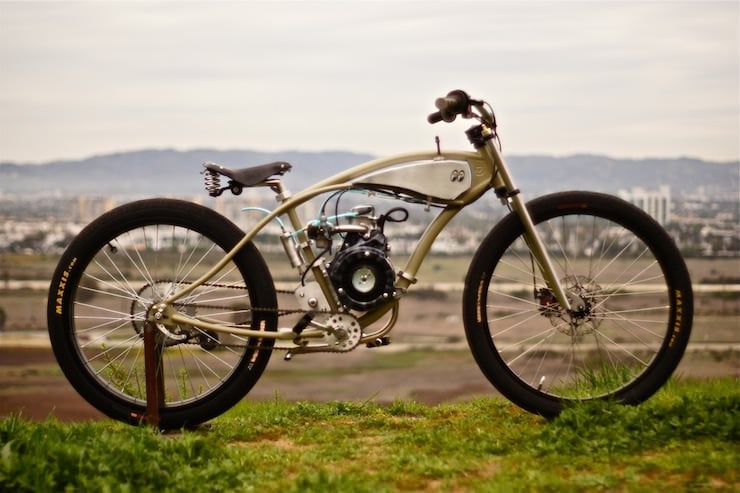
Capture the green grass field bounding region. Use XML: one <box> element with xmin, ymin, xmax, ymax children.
<box><xmin>1</xmin><ymin>378</ymin><xmax>737</xmax><ymax>492</ymax></box>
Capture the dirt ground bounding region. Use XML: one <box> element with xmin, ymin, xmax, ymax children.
<box><xmin>1</xmin><ymin>339</ymin><xmax>737</xmax><ymax>423</ymax></box>
<box><xmin>0</xmin><ymin>340</ymin><xmax>501</xmax><ymax>422</ymax></box>
<box><xmin>0</xmin><ymin>347</ymin><xmax>106</xmax><ymax>421</ymax></box>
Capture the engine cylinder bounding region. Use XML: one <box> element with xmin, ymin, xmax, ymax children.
<box><xmin>328</xmin><ymin>246</ymin><xmax>395</xmax><ymax>311</ymax></box>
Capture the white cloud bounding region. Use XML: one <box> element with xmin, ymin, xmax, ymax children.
<box><xmin>0</xmin><ymin>0</ymin><xmax>737</xmax><ymax>162</ymax></box>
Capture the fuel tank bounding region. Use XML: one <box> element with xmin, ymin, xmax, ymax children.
<box><xmin>353</xmin><ymin>158</ymin><xmax>473</xmax><ymax>201</ymax></box>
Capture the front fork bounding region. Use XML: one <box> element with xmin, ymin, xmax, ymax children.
<box><xmin>507</xmin><ymin>192</ymin><xmax>573</xmax><ymax>312</ymax></box>
<box><xmin>481</xmin><ymin>135</ymin><xmax>574</xmax><ymax>313</ymax></box>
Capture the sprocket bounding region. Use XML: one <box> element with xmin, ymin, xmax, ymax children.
<box><xmin>321</xmin><ymin>313</ymin><xmax>362</xmax><ymax>352</ymax></box>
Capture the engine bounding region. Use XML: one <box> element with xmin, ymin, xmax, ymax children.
<box><xmin>309</xmin><ymin>205</ymin><xmax>407</xmax><ymax>311</ymax></box>
<box><xmin>328</xmin><ymin>226</ymin><xmax>395</xmax><ymax>311</ymax></box>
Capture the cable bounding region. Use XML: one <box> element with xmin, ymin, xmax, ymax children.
<box><xmin>240</xmin><ymin>207</ymin><xmax>287</xmax><ymax>230</ymax></box>
<box><xmin>484</xmin><ymin>101</ymin><xmax>502</xmax><ymax>152</ymax></box>
<box><xmin>300</xmin><ymin>245</ymin><xmax>331</xmax><ymax>286</ymax></box>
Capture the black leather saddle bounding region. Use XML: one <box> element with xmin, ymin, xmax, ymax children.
<box><xmin>203</xmin><ymin>161</ymin><xmax>292</xmax><ymax>188</ymax></box>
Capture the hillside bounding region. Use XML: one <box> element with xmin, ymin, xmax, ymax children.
<box><xmin>0</xmin><ymin>149</ymin><xmax>737</xmax><ymax>198</ymax></box>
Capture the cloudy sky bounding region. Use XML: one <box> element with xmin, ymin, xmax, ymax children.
<box><xmin>1</xmin><ymin>0</ymin><xmax>738</xmax><ymax>164</ymax></box>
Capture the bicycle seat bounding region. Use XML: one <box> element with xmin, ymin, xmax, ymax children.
<box><xmin>203</xmin><ymin>161</ymin><xmax>292</xmax><ymax>187</ymax></box>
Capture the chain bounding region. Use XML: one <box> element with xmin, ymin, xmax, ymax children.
<box><xmin>157</xmin><ymin>280</ymin><xmax>350</xmax><ymax>353</ymax></box>
<box><xmin>164</xmin><ymin>280</ymin><xmax>307</xmax><ymax>317</ymax></box>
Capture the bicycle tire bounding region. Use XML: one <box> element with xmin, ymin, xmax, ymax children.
<box><xmin>463</xmin><ymin>191</ymin><xmax>693</xmax><ymax>417</ymax></box>
<box><xmin>47</xmin><ymin>198</ymin><xmax>277</xmax><ymax>429</ymax></box>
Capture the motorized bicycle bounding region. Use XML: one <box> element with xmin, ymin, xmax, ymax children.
<box><xmin>47</xmin><ymin>90</ymin><xmax>693</xmax><ymax>429</ymax></box>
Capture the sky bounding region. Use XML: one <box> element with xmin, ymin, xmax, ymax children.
<box><xmin>1</xmin><ymin>0</ymin><xmax>738</xmax><ymax>164</ymax></box>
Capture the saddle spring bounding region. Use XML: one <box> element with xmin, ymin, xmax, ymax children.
<box><xmin>203</xmin><ymin>168</ymin><xmax>223</xmax><ymax>197</ymax></box>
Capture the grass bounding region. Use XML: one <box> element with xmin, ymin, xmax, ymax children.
<box><xmin>1</xmin><ymin>378</ymin><xmax>737</xmax><ymax>492</ymax></box>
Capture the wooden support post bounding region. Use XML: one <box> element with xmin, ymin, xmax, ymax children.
<box><xmin>143</xmin><ymin>323</ymin><xmax>165</xmax><ymax>427</ymax></box>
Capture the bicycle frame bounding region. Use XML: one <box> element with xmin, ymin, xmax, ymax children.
<box><xmin>155</xmin><ymin>125</ymin><xmax>572</xmax><ymax>344</ymax></box>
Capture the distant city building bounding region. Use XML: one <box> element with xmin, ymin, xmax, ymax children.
<box><xmin>618</xmin><ymin>185</ymin><xmax>671</xmax><ymax>225</ymax></box>
<box><xmin>75</xmin><ymin>196</ymin><xmax>118</xmax><ymax>223</ymax></box>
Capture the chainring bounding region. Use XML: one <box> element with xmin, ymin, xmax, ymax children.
<box><xmin>320</xmin><ymin>313</ymin><xmax>363</xmax><ymax>352</ymax></box>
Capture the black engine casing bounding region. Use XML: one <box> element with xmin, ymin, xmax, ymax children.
<box><xmin>327</xmin><ymin>232</ymin><xmax>395</xmax><ymax>311</ymax></box>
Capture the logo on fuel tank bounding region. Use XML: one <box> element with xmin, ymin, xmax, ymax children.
<box><xmin>450</xmin><ymin>169</ymin><xmax>466</xmax><ymax>182</ymax></box>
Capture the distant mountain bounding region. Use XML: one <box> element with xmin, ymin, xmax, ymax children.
<box><xmin>0</xmin><ymin>149</ymin><xmax>374</xmax><ymax>197</ymax></box>
<box><xmin>0</xmin><ymin>149</ymin><xmax>737</xmax><ymax>199</ymax></box>
<box><xmin>511</xmin><ymin>154</ymin><xmax>738</xmax><ymax>197</ymax></box>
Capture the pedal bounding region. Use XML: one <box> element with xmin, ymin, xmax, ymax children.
<box><xmin>366</xmin><ymin>336</ymin><xmax>391</xmax><ymax>348</ymax></box>
<box><xmin>292</xmin><ymin>313</ymin><xmax>314</xmax><ymax>335</ymax></box>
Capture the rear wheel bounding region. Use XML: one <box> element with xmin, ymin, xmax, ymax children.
<box><xmin>47</xmin><ymin>199</ymin><xmax>277</xmax><ymax>429</ymax></box>
<box><xmin>463</xmin><ymin>191</ymin><xmax>692</xmax><ymax>417</ymax></box>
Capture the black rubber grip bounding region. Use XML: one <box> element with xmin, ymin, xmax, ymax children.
<box><xmin>427</xmin><ymin>111</ymin><xmax>444</xmax><ymax>124</ymax></box>
<box><xmin>428</xmin><ymin>89</ymin><xmax>471</xmax><ymax>124</ymax></box>
<box><xmin>436</xmin><ymin>90</ymin><xmax>469</xmax><ymax>112</ymax></box>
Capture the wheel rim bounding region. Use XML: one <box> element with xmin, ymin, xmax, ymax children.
<box><xmin>486</xmin><ymin>212</ymin><xmax>673</xmax><ymax>400</ymax></box>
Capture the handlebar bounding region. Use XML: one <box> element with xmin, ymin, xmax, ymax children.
<box><xmin>427</xmin><ymin>89</ymin><xmax>473</xmax><ymax>124</ymax></box>
<box><xmin>427</xmin><ymin>90</ymin><xmax>500</xmax><ymax>148</ymax></box>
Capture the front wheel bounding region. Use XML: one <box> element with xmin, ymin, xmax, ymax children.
<box><xmin>463</xmin><ymin>191</ymin><xmax>692</xmax><ymax>417</ymax></box>
<box><xmin>47</xmin><ymin>199</ymin><xmax>277</xmax><ymax>429</ymax></box>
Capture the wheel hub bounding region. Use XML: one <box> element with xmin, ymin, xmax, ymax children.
<box><xmin>131</xmin><ymin>281</ymin><xmax>218</xmax><ymax>348</ymax></box>
<box><xmin>538</xmin><ymin>275</ymin><xmax>604</xmax><ymax>336</ymax></box>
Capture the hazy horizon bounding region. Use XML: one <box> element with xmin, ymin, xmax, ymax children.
<box><xmin>2</xmin><ymin>1</ymin><xmax>738</xmax><ymax>164</ymax></box>
<box><xmin>2</xmin><ymin>145</ymin><xmax>738</xmax><ymax>168</ymax></box>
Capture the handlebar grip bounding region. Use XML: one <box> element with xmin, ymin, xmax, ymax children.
<box><xmin>428</xmin><ymin>89</ymin><xmax>471</xmax><ymax>124</ymax></box>
<box><xmin>435</xmin><ymin>90</ymin><xmax>469</xmax><ymax>113</ymax></box>
<box><xmin>427</xmin><ymin>111</ymin><xmax>444</xmax><ymax>124</ymax></box>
